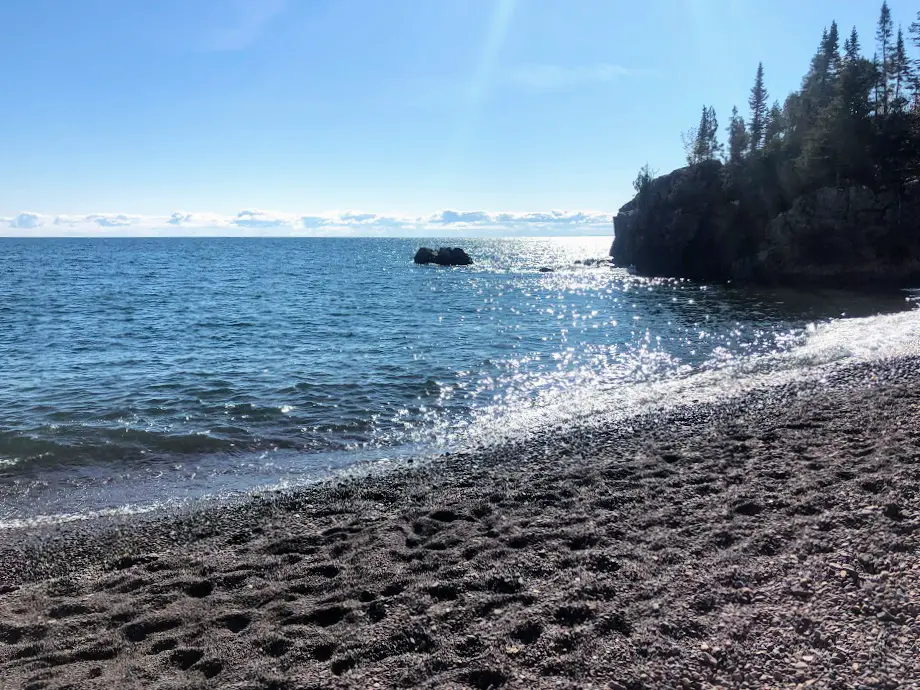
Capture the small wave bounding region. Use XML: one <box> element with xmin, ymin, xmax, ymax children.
<box><xmin>0</xmin><ymin>501</ymin><xmax>174</xmax><ymax>531</ymax></box>
<box><xmin>441</xmin><ymin>306</ymin><xmax>920</xmax><ymax>452</ymax></box>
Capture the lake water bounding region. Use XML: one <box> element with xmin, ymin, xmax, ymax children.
<box><xmin>1</xmin><ymin>237</ymin><xmax>917</xmax><ymax>527</ymax></box>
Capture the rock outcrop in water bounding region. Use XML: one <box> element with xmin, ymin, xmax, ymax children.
<box><xmin>413</xmin><ymin>247</ymin><xmax>473</xmax><ymax>266</ymax></box>
<box><xmin>611</xmin><ymin>160</ymin><xmax>920</xmax><ymax>288</ymax></box>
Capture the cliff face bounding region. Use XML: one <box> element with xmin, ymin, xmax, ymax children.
<box><xmin>611</xmin><ymin>163</ymin><xmax>920</xmax><ymax>288</ymax></box>
<box><xmin>612</xmin><ymin>161</ymin><xmax>741</xmax><ymax>281</ymax></box>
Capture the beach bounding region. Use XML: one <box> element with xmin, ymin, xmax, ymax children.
<box><xmin>1</xmin><ymin>356</ymin><xmax>918</xmax><ymax>689</ymax></box>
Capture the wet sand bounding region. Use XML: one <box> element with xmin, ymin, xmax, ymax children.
<box><xmin>1</xmin><ymin>357</ymin><xmax>919</xmax><ymax>689</ymax></box>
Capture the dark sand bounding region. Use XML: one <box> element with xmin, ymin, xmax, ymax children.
<box><xmin>1</xmin><ymin>358</ymin><xmax>919</xmax><ymax>689</ymax></box>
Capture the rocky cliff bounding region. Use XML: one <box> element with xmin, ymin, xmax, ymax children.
<box><xmin>611</xmin><ymin>161</ymin><xmax>920</xmax><ymax>288</ymax></box>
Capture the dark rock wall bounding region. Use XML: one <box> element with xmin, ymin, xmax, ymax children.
<box><xmin>611</xmin><ymin>162</ymin><xmax>920</xmax><ymax>288</ymax></box>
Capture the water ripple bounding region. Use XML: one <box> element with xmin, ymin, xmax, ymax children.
<box><xmin>0</xmin><ymin>236</ymin><xmax>915</xmax><ymax>522</ymax></box>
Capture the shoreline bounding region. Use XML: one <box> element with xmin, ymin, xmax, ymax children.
<box><xmin>1</xmin><ymin>357</ymin><xmax>919</xmax><ymax>688</ymax></box>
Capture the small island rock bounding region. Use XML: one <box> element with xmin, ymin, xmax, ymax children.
<box><xmin>413</xmin><ymin>247</ymin><xmax>437</xmax><ymax>264</ymax></box>
<box><xmin>414</xmin><ymin>247</ymin><xmax>473</xmax><ymax>266</ymax></box>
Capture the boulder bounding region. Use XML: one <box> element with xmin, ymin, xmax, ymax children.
<box><xmin>414</xmin><ymin>247</ymin><xmax>473</xmax><ymax>266</ymax></box>
<box><xmin>413</xmin><ymin>247</ymin><xmax>437</xmax><ymax>264</ymax></box>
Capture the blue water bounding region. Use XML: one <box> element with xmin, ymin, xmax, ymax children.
<box><xmin>0</xmin><ymin>237</ymin><xmax>915</xmax><ymax>525</ymax></box>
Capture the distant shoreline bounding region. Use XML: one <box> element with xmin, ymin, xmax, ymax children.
<box><xmin>1</xmin><ymin>355</ymin><xmax>918</xmax><ymax>688</ymax></box>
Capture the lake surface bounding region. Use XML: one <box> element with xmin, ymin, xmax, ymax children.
<box><xmin>1</xmin><ymin>237</ymin><xmax>917</xmax><ymax>526</ymax></box>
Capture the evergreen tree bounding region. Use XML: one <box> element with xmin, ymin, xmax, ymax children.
<box><xmin>893</xmin><ymin>27</ymin><xmax>913</xmax><ymax>110</ymax></box>
<box><xmin>844</xmin><ymin>26</ymin><xmax>861</xmax><ymax>62</ymax></box>
<box><xmin>876</xmin><ymin>1</ymin><xmax>894</xmax><ymax>114</ymax></box>
<box><xmin>657</xmin><ymin>3</ymin><xmax>919</xmax><ymax>210</ymax></box>
<box><xmin>910</xmin><ymin>16</ymin><xmax>920</xmax><ymax>104</ymax></box>
<box><xmin>748</xmin><ymin>63</ymin><xmax>769</xmax><ymax>152</ymax></box>
<box><xmin>689</xmin><ymin>106</ymin><xmax>721</xmax><ymax>164</ymax></box>
<box><xmin>706</xmin><ymin>106</ymin><xmax>722</xmax><ymax>160</ymax></box>
<box><xmin>798</xmin><ymin>29</ymin><xmax>836</xmax><ymax>133</ymax></box>
<box><xmin>909</xmin><ymin>10</ymin><xmax>920</xmax><ymax>93</ymax></box>
<box><xmin>632</xmin><ymin>163</ymin><xmax>657</xmax><ymax>195</ymax></box>
<box><xmin>824</xmin><ymin>21</ymin><xmax>841</xmax><ymax>78</ymax></box>
<box><xmin>726</xmin><ymin>106</ymin><xmax>749</xmax><ymax>163</ymax></box>
<box><xmin>908</xmin><ymin>10</ymin><xmax>920</xmax><ymax>52</ymax></box>
<box><xmin>764</xmin><ymin>101</ymin><xmax>785</xmax><ymax>147</ymax></box>
<box><xmin>839</xmin><ymin>34</ymin><xmax>876</xmax><ymax>119</ymax></box>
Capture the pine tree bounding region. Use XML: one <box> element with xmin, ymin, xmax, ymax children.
<box><xmin>909</xmin><ymin>10</ymin><xmax>920</xmax><ymax>51</ymax></box>
<box><xmin>893</xmin><ymin>27</ymin><xmax>913</xmax><ymax>110</ymax></box>
<box><xmin>726</xmin><ymin>106</ymin><xmax>749</xmax><ymax>163</ymax></box>
<box><xmin>706</xmin><ymin>106</ymin><xmax>722</xmax><ymax>160</ymax></box>
<box><xmin>793</xmin><ymin>28</ymin><xmax>835</xmax><ymax>137</ymax></box>
<box><xmin>876</xmin><ymin>1</ymin><xmax>894</xmax><ymax>115</ymax></box>
<box><xmin>686</xmin><ymin>108</ymin><xmax>709</xmax><ymax>165</ymax></box>
<box><xmin>844</xmin><ymin>26</ymin><xmax>861</xmax><ymax>62</ymax></box>
<box><xmin>764</xmin><ymin>101</ymin><xmax>785</xmax><ymax>147</ymax></box>
<box><xmin>633</xmin><ymin>163</ymin><xmax>657</xmax><ymax>195</ymax></box>
<box><xmin>687</xmin><ymin>106</ymin><xmax>722</xmax><ymax>164</ymax></box>
<box><xmin>872</xmin><ymin>52</ymin><xmax>881</xmax><ymax>114</ymax></box>
<box><xmin>839</xmin><ymin>28</ymin><xmax>874</xmax><ymax>120</ymax></box>
<box><xmin>664</xmin><ymin>4</ymin><xmax>920</xmax><ymax>208</ymax></box>
<box><xmin>748</xmin><ymin>63</ymin><xmax>769</xmax><ymax>152</ymax></box>
<box><xmin>910</xmin><ymin>15</ymin><xmax>920</xmax><ymax>104</ymax></box>
<box><xmin>824</xmin><ymin>21</ymin><xmax>841</xmax><ymax>79</ymax></box>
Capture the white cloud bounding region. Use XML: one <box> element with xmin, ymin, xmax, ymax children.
<box><xmin>231</xmin><ymin>209</ymin><xmax>297</xmax><ymax>229</ymax></box>
<box><xmin>8</xmin><ymin>212</ymin><xmax>42</xmax><ymax>229</ymax></box>
<box><xmin>0</xmin><ymin>208</ymin><xmax>614</xmax><ymax>237</ymax></box>
<box><xmin>507</xmin><ymin>63</ymin><xmax>634</xmax><ymax>90</ymax></box>
<box><xmin>52</xmin><ymin>213</ymin><xmax>142</xmax><ymax>228</ymax></box>
<box><xmin>299</xmin><ymin>215</ymin><xmax>332</xmax><ymax>229</ymax></box>
<box><xmin>430</xmin><ymin>210</ymin><xmax>493</xmax><ymax>224</ymax></box>
<box><xmin>166</xmin><ymin>211</ymin><xmax>230</xmax><ymax>227</ymax></box>
<box><xmin>87</xmin><ymin>214</ymin><xmax>138</xmax><ymax>228</ymax></box>
<box><xmin>428</xmin><ymin>209</ymin><xmax>610</xmax><ymax>227</ymax></box>
<box><xmin>168</xmin><ymin>212</ymin><xmax>192</xmax><ymax>226</ymax></box>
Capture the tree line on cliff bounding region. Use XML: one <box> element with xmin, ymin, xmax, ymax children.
<box><xmin>635</xmin><ymin>2</ymin><xmax>920</xmax><ymax>203</ymax></box>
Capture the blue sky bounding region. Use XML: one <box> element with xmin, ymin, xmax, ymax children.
<box><xmin>1</xmin><ymin>0</ymin><xmax>915</xmax><ymax>236</ymax></box>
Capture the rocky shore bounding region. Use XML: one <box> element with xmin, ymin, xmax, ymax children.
<box><xmin>611</xmin><ymin>161</ymin><xmax>920</xmax><ymax>288</ymax></box>
<box><xmin>1</xmin><ymin>357</ymin><xmax>919</xmax><ymax>689</ymax></box>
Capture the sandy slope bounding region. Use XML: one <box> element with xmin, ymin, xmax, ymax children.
<box><xmin>1</xmin><ymin>358</ymin><xmax>919</xmax><ymax>690</ymax></box>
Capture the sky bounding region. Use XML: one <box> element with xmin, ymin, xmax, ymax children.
<box><xmin>1</xmin><ymin>0</ymin><xmax>916</xmax><ymax>237</ymax></box>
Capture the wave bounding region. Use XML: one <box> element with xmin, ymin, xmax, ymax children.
<box><xmin>439</xmin><ymin>304</ymin><xmax>920</xmax><ymax>451</ymax></box>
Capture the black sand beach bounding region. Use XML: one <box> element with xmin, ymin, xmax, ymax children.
<box><xmin>1</xmin><ymin>358</ymin><xmax>919</xmax><ymax>689</ymax></box>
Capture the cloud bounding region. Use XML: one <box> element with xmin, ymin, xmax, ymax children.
<box><xmin>299</xmin><ymin>215</ymin><xmax>332</xmax><ymax>229</ymax></box>
<box><xmin>8</xmin><ymin>212</ymin><xmax>42</xmax><ymax>229</ymax></box>
<box><xmin>496</xmin><ymin>211</ymin><xmax>600</xmax><ymax>224</ymax></box>
<box><xmin>0</xmin><ymin>208</ymin><xmax>614</xmax><ymax>237</ymax></box>
<box><xmin>167</xmin><ymin>212</ymin><xmax>230</xmax><ymax>227</ymax></box>
<box><xmin>87</xmin><ymin>214</ymin><xmax>137</xmax><ymax>228</ymax></box>
<box><xmin>338</xmin><ymin>212</ymin><xmax>378</xmax><ymax>224</ymax></box>
<box><xmin>428</xmin><ymin>209</ymin><xmax>610</xmax><ymax>227</ymax></box>
<box><xmin>431</xmin><ymin>210</ymin><xmax>493</xmax><ymax>224</ymax></box>
<box><xmin>507</xmin><ymin>63</ymin><xmax>634</xmax><ymax>90</ymax></box>
<box><xmin>232</xmin><ymin>209</ymin><xmax>297</xmax><ymax>228</ymax></box>
<box><xmin>50</xmin><ymin>213</ymin><xmax>140</xmax><ymax>227</ymax></box>
<box><xmin>168</xmin><ymin>212</ymin><xmax>193</xmax><ymax>226</ymax></box>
